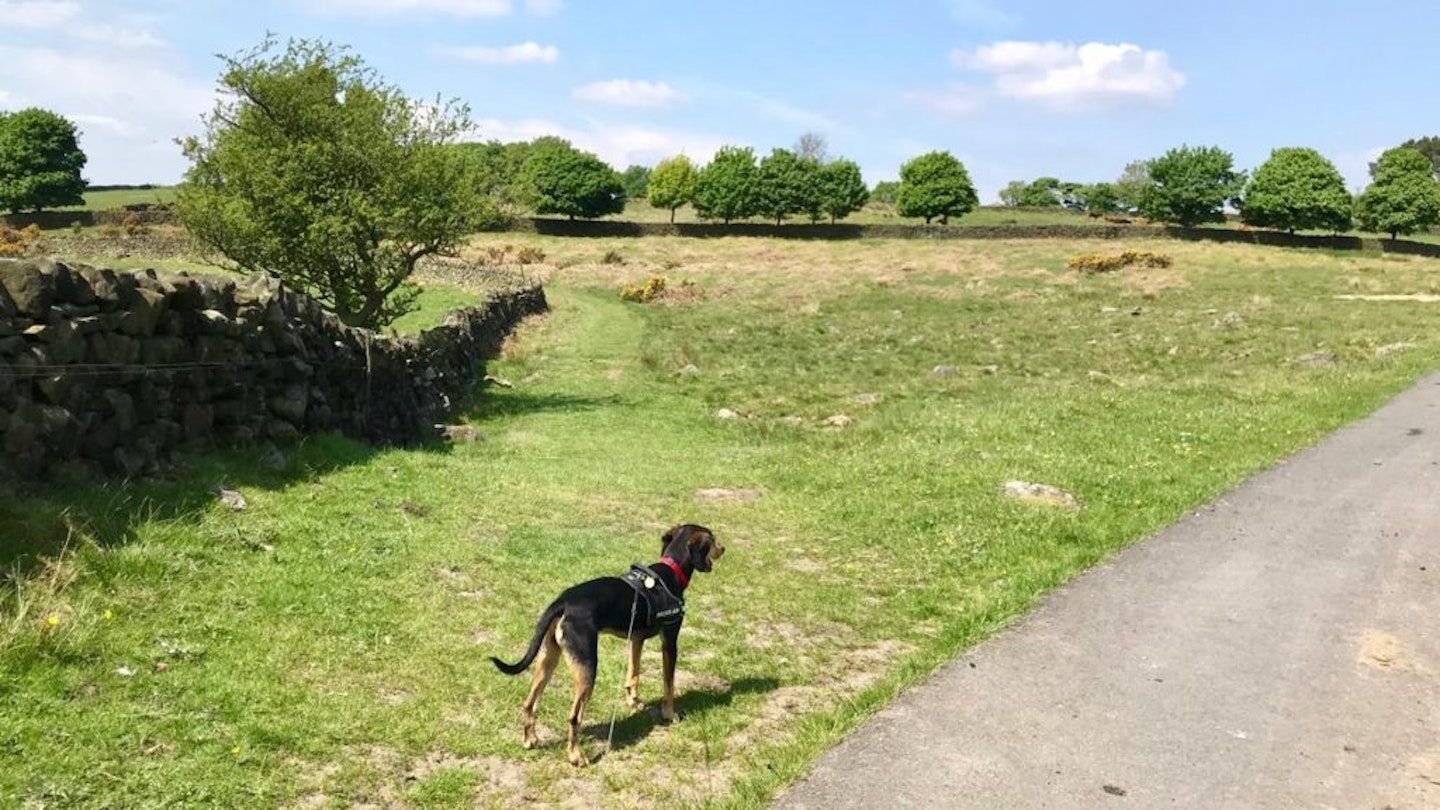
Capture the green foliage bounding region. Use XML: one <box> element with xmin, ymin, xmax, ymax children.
<box><xmin>895</xmin><ymin>150</ymin><xmax>978</xmax><ymax>224</ymax></box>
<box><xmin>870</xmin><ymin>180</ymin><xmax>900</xmax><ymax>205</ymax></box>
<box><xmin>693</xmin><ymin>145</ymin><xmax>761</xmax><ymax>223</ymax></box>
<box><xmin>1138</xmin><ymin>145</ymin><xmax>1244</xmax><ymax>227</ymax></box>
<box><xmin>1240</xmin><ymin>147</ymin><xmax>1353</xmax><ymax>234</ymax></box>
<box><xmin>452</xmin><ymin>139</ymin><xmax>531</xmax><ymax>210</ymax></box>
<box><xmin>175</xmin><ymin>36</ymin><xmax>490</xmax><ymax>329</ymax></box>
<box><xmin>1000</xmin><ymin>177</ymin><xmax>1064</xmax><ymax>207</ymax></box>
<box><xmin>817</xmin><ymin>159</ymin><xmax>869</xmax><ymax>223</ymax></box>
<box><xmin>1112</xmin><ymin>160</ymin><xmax>1153</xmax><ymax>212</ymax></box>
<box><xmin>0</xmin><ymin>108</ymin><xmax>87</xmax><ymax>213</ymax></box>
<box><xmin>1356</xmin><ymin>147</ymin><xmax>1440</xmax><ymax>239</ymax></box>
<box><xmin>518</xmin><ymin>136</ymin><xmax>625</xmax><ymax>220</ymax></box>
<box><xmin>646</xmin><ymin>154</ymin><xmax>698</xmax><ymax>223</ymax></box>
<box><xmin>1083</xmin><ymin>182</ymin><xmax>1121</xmax><ymax>214</ymax></box>
<box><xmin>620</xmin><ymin>164</ymin><xmax>651</xmax><ymax>200</ymax></box>
<box><xmin>757</xmin><ymin>148</ymin><xmax>822</xmax><ymax>225</ymax></box>
<box><xmin>1372</xmin><ymin>136</ymin><xmax>1440</xmax><ymax>180</ymax></box>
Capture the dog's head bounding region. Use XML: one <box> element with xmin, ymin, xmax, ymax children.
<box><xmin>661</xmin><ymin>523</ymin><xmax>725</xmax><ymax>573</ymax></box>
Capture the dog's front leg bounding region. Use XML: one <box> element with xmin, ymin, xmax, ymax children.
<box><xmin>625</xmin><ymin>636</ymin><xmax>645</xmax><ymax>709</ymax></box>
<box><xmin>660</xmin><ymin>625</ymin><xmax>680</xmax><ymax>723</ymax></box>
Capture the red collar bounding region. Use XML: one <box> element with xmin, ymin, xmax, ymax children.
<box><xmin>657</xmin><ymin>557</ymin><xmax>689</xmax><ymax>591</ymax></box>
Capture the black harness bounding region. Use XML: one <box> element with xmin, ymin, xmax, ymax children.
<box><xmin>620</xmin><ymin>564</ymin><xmax>685</xmax><ymax>628</ymax></box>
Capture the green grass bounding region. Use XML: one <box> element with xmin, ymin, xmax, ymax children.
<box><xmin>4</xmin><ymin>235</ymin><xmax>1440</xmax><ymax>807</ymax></box>
<box><xmin>56</xmin><ymin>187</ymin><xmax>178</xmax><ymax>211</ymax></box>
<box><xmin>588</xmin><ymin>200</ymin><xmax>1092</xmax><ymax>227</ymax></box>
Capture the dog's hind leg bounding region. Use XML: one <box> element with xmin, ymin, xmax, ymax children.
<box><xmin>561</xmin><ymin>622</ymin><xmax>598</xmax><ymax>767</ymax></box>
<box><xmin>625</xmin><ymin>636</ymin><xmax>645</xmax><ymax>709</ymax></box>
<box><xmin>521</xmin><ymin>619</ymin><xmax>562</xmax><ymax>750</ymax></box>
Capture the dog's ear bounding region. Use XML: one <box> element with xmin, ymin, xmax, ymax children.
<box><xmin>661</xmin><ymin>524</ymin><xmax>683</xmax><ymax>557</ymax></box>
<box><xmin>689</xmin><ymin>531</ymin><xmax>715</xmax><ymax>572</ymax></box>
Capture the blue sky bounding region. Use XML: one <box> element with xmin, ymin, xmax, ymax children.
<box><xmin>0</xmin><ymin>0</ymin><xmax>1433</xmax><ymax>202</ymax></box>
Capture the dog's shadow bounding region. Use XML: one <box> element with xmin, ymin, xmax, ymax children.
<box><xmin>583</xmin><ymin>676</ymin><xmax>780</xmax><ymax>756</ymax></box>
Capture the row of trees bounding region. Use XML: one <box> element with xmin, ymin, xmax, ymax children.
<box><xmin>1000</xmin><ymin>142</ymin><xmax>1440</xmax><ymax>238</ymax></box>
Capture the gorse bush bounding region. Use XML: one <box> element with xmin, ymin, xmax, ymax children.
<box><xmin>1067</xmin><ymin>250</ymin><xmax>1173</xmax><ymax>274</ymax></box>
<box><xmin>0</xmin><ymin>223</ymin><xmax>45</xmax><ymax>257</ymax></box>
<box><xmin>619</xmin><ymin>275</ymin><xmax>666</xmax><ymax>302</ymax></box>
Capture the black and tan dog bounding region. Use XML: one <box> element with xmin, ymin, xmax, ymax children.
<box><xmin>490</xmin><ymin>524</ymin><xmax>725</xmax><ymax>766</ymax></box>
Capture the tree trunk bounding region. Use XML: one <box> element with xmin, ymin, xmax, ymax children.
<box><xmin>670</xmin><ymin>207</ymin><xmax>676</xmax><ymax>224</ymax></box>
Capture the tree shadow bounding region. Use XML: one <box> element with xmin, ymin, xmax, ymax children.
<box><xmin>453</xmin><ymin>388</ymin><xmax>623</xmax><ymax>421</ymax></box>
<box><xmin>0</xmin><ymin>431</ymin><xmax>454</xmax><ymax>584</ymax></box>
<box><xmin>584</xmin><ymin>675</ymin><xmax>781</xmax><ymax>757</ymax></box>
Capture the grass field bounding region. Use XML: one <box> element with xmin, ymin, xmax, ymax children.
<box><xmin>4</xmin><ymin>235</ymin><xmax>1440</xmax><ymax>807</ymax></box>
<box><xmin>57</xmin><ymin>187</ymin><xmax>179</xmax><ymax>211</ymax></box>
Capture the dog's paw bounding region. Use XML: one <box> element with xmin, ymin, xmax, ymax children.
<box><xmin>568</xmin><ymin>749</ymin><xmax>589</xmax><ymax>768</ymax></box>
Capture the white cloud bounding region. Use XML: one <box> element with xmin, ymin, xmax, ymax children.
<box><xmin>0</xmin><ymin>0</ymin><xmax>162</xmax><ymax>48</ymax></box>
<box><xmin>304</xmin><ymin>0</ymin><xmax>511</xmax><ymax>16</ymax></box>
<box><xmin>470</xmin><ymin>117</ymin><xmax>726</xmax><ymax>168</ymax></box>
<box><xmin>954</xmin><ymin>40</ymin><xmax>1185</xmax><ymax>110</ymax></box>
<box><xmin>440</xmin><ymin>42</ymin><xmax>559</xmax><ymax>65</ymax></box>
<box><xmin>903</xmin><ymin>85</ymin><xmax>985</xmax><ymax>116</ymax></box>
<box><xmin>573</xmin><ymin>79</ymin><xmax>685</xmax><ymax>107</ymax></box>
<box><xmin>0</xmin><ymin>46</ymin><xmax>213</xmax><ymax>183</ymax></box>
<box><xmin>756</xmin><ymin>99</ymin><xmax>837</xmax><ymax>132</ymax></box>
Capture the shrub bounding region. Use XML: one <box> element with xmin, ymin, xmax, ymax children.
<box><xmin>620</xmin><ymin>275</ymin><xmax>666</xmax><ymax>302</ymax></box>
<box><xmin>515</xmin><ymin>246</ymin><xmax>545</xmax><ymax>265</ymax></box>
<box><xmin>69</xmin><ymin>220</ymin><xmax>83</xmax><ymax>234</ymax></box>
<box><xmin>601</xmin><ymin>249</ymin><xmax>625</xmax><ymax>265</ymax></box>
<box><xmin>121</xmin><ymin>212</ymin><xmax>148</xmax><ymax>236</ymax></box>
<box><xmin>0</xmin><ymin>223</ymin><xmax>45</xmax><ymax>257</ymax></box>
<box><xmin>1067</xmin><ymin>250</ymin><xmax>1172</xmax><ymax>274</ymax></box>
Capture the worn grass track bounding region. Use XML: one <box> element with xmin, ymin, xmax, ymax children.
<box><xmin>4</xmin><ymin>235</ymin><xmax>1440</xmax><ymax>808</ymax></box>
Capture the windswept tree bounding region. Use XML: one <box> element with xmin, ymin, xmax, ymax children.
<box><xmin>1138</xmin><ymin>145</ymin><xmax>1245</xmax><ymax>227</ymax></box>
<box><xmin>646</xmin><ymin>154</ymin><xmax>698</xmax><ymax>223</ymax></box>
<box><xmin>693</xmin><ymin>145</ymin><xmax>760</xmax><ymax>224</ymax></box>
<box><xmin>757</xmin><ymin>148</ymin><xmax>821</xmax><ymax>225</ymax></box>
<box><xmin>818</xmin><ymin>158</ymin><xmax>869</xmax><ymax>223</ymax></box>
<box><xmin>0</xmin><ymin>108</ymin><xmax>87</xmax><ymax>213</ymax></box>
<box><xmin>1356</xmin><ymin>146</ymin><xmax>1440</xmax><ymax>239</ymax></box>
<box><xmin>1241</xmin><ymin>147</ymin><xmax>1353</xmax><ymax>233</ymax></box>
<box><xmin>895</xmin><ymin>150</ymin><xmax>977</xmax><ymax>224</ymax></box>
<box><xmin>518</xmin><ymin>136</ymin><xmax>625</xmax><ymax>220</ymax></box>
<box><xmin>176</xmin><ymin>36</ymin><xmax>491</xmax><ymax>329</ymax></box>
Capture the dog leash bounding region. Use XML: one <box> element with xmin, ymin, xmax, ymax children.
<box><xmin>604</xmin><ymin>588</ymin><xmax>641</xmax><ymax>759</ymax></box>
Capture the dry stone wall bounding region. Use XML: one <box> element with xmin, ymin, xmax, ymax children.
<box><xmin>0</xmin><ymin>258</ymin><xmax>546</xmax><ymax>483</ymax></box>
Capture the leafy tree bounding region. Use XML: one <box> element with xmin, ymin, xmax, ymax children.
<box><xmin>452</xmin><ymin>139</ymin><xmax>531</xmax><ymax>210</ymax></box>
<box><xmin>757</xmin><ymin>148</ymin><xmax>821</xmax><ymax>225</ymax></box>
<box><xmin>693</xmin><ymin>145</ymin><xmax>761</xmax><ymax>224</ymax></box>
<box><xmin>1356</xmin><ymin>147</ymin><xmax>1440</xmax><ymax>239</ymax></box>
<box><xmin>176</xmin><ymin>36</ymin><xmax>490</xmax><ymax>329</ymax></box>
<box><xmin>647</xmin><ymin>154</ymin><xmax>698</xmax><ymax>223</ymax></box>
<box><xmin>895</xmin><ymin>150</ymin><xmax>978</xmax><ymax>224</ymax></box>
<box><xmin>1241</xmin><ymin>147</ymin><xmax>1353</xmax><ymax>233</ymax></box>
<box><xmin>518</xmin><ymin>136</ymin><xmax>625</xmax><ymax>220</ymax></box>
<box><xmin>620</xmin><ymin>164</ymin><xmax>651</xmax><ymax>200</ymax></box>
<box><xmin>1083</xmin><ymin>182</ymin><xmax>1121</xmax><ymax>214</ymax></box>
<box><xmin>794</xmin><ymin>131</ymin><xmax>829</xmax><ymax>164</ymax></box>
<box><xmin>817</xmin><ymin>159</ymin><xmax>869</xmax><ymax>223</ymax></box>
<box><xmin>1112</xmin><ymin>160</ymin><xmax>1152</xmax><ymax>212</ymax></box>
<box><xmin>1137</xmin><ymin>145</ymin><xmax>1244</xmax><ymax>227</ymax></box>
<box><xmin>870</xmin><ymin>180</ymin><xmax>900</xmax><ymax>206</ymax></box>
<box><xmin>997</xmin><ymin>180</ymin><xmax>1026</xmax><ymax>207</ymax></box>
<box><xmin>1371</xmin><ymin>136</ymin><xmax>1440</xmax><ymax>180</ymax></box>
<box><xmin>0</xmin><ymin>108</ymin><xmax>87</xmax><ymax>213</ymax></box>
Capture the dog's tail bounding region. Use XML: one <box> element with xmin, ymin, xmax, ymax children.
<box><xmin>490</xmin><ymin>600</ymin><xmax>565</xmax><ymax>675</ymax></box>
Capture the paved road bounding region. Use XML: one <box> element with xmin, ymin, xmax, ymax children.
<box><xmin>774</xmin><ymin>373</ymin><xmax>1440</xmax><ymax>809</ymax></box>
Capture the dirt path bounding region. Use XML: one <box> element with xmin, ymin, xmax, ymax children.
<box><xmin>774</xmin><ymin>372</ymin><xmax>1440</xmax><ymax>809</ymax></box>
